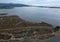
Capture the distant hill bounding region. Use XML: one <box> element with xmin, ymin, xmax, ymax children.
<box><xmin>36</xmin><ymin>6</ymin><xmax>60</xmax><ymax>8</ymax></box>
<box><xmin>0</xmin><ymin>3</ymin><xmax>29</xmax><ymax>7</ymax></box>
<box><xmin>0</xmin><ymin>3</ymin><xmax>60</xmax><ymax>9</ymax></box>
<box><xmin>0</xmin><ymin>3</ymin><xmax>29</xmax><ymax>9</ymax></box>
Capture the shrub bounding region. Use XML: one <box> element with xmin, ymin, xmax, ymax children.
<box><xmin>0</xmin><ymin>34</ymin><xmax>11</xmax><ymax>40</ymax></box>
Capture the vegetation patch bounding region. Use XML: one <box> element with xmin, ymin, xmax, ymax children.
<box><xmin>0</xmin><ymin>33</ymin><xmax>11</xmax><ymax>40</ymax></box>
<box><xmin>0</xmin><ymin>15</ymin><xmax>60</xmax><ymax>41</ymax></box>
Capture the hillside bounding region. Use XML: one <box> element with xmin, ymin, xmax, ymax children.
<box><xmin>0</xmin><ymin>14</ymin><xmax>57</xmax><ymax>42</ymax></box>
<box><xmin>0</xmin><ymin>14</ymin><xmax>53</xmax><ymax>29</ymax></box>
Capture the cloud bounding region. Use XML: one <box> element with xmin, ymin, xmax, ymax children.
<box><xmin>0</xmin><ymin>0</ymin><xmax>60</xmax><ymax>6</ymax></box>
<box><xmin>17</xmin><ymin>0</ymin><xmax>60</xmax><ymax>3</ymax></box>
<box><xmin>16</xmin><ymin>0</ymin><xmax>60</xmax><ymax>6</ymax></box>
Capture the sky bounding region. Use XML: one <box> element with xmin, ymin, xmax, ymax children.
<box><xmin>0</xmin><ymin>0</ymin><xmax>60</xmax><ymax>6</ymax></box>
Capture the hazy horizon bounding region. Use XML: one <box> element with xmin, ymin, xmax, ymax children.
<box><xmin>0</xmin><ymin>0</ymin><xmax>60</xmax><ymax>6</ymax></box>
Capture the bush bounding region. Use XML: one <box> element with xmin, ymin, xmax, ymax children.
<box><xmin>54</xmin><ymin>26</ymin><xmax>60</xmax><ymax>32</ymax></box>
<box><xmin>0</xmin><ymin>34</ymin><xmax>11</xmax><ymax>40</ymax></box>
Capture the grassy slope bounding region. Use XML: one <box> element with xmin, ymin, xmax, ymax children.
<box><xmin>0</xmin><ymin>15</ymin><xmax>56</xmax><ymax>41</ymax></box>
<box><xmin>0</xmin><ymin>15</ymin><xmax>53</xmax><ymax>28</ymax></box>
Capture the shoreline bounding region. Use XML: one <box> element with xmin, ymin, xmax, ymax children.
<box><xmin>39</xmin><ymin>30</ymin><xmax>60</xmax><ymax>42</ymax></box>
<box><xmin>0</xmin><ymin>14</ymin><xmax>60</xmax><ymax>42</ymax></box>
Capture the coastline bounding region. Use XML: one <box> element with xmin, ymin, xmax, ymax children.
<box><xmin>0</xmin><ymin>14</ymin><xmax>60</xmax><ymax>42</ymax></box>
<box><xmin>39</xmin><ymin>29</ymin><xmax>60</xmax><ymax>42</ymax></box>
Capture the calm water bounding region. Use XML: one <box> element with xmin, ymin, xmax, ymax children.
<box><xmin>44</xmin><ymin>35</ymin><xmax>60</xmax><ymax>42</ymax></box>
<box><xmin>0</xmin><ymin>7</ymin><xmax>60</xmax><ymax>26</ymax></box>
<box><xmin>0</xmin><ymin>7</ymin><xmax>60</xmax><ymax>42</ymax></box>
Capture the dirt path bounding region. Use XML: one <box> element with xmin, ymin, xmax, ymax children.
<box><xmin>0</xmin><ymin>26</ymin><xmax>53</xmax><ymax>31</ymax></box>
<box><xmin>54</xmin><ymin>29</ymin><xmax>60</xmax><ymax>36</ymax></box>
